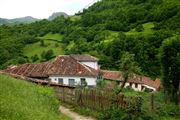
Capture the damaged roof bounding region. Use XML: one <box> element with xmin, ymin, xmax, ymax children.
<box><xmin>5</xmin><ymin>55</ymin><xmax>99</xmax><ymax>78</ymax></box>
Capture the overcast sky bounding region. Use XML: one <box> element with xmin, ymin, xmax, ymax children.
<box><xmin>0</xmin><ymin>0</ymin><xmax>96</xmax><ymax>19</ymax></box>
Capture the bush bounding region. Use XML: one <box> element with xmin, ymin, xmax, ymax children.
<box><xmin>98</xmin><ymin>107</ymin><xmax>125</xmax><ymax>120</ymax></box>
<box><xmin>136</xmin><ymin>24</ymin><xmax>144</xmax><ymax>32</ymax></box>
<box><xmin>31</xmin><ymin>54</ymin><xmax>39</xmax><ymax>62</ymax></box>
<box><xmin>98</xmin><ymin>105</ymin><xmax>158</xmax><ymax>120</ymax></box>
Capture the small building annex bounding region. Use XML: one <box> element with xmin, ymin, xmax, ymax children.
<box><xmin>102</xmin><ymin>70</ymin><xmax>161</xmax><ymax>92</ymax></box>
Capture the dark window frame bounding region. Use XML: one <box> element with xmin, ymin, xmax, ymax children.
<box><xmin>68</xmin><ymin>79</ymin><xmax>75</xmax><ymax>86</ymax></box>
<box><xmin>58</xmin><ymin>78</ymin><xmax>63</xmax><ymax>85</ymax></box>
<box><xmin>80</xmin><ymin>78</ymin><xmax>87</xmax><ymax>86</ymax></box>
<box><xmin>135</xmin><ymin>83</ymin><xmax>138</xmax><ymax>88</ymax></box>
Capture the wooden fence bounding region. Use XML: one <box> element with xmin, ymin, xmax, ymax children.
<box><xmin>54</xmin><ymin>87</ymin><xmax>141</xmax><ymax>111</ymax></box>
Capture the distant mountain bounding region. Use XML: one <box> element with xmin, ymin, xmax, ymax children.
<box><xmin>10</xmin><ymin>16</ymin><xmax>39</xmax><ymax>23</ymax></box>
<box><xmin>0</xmin><ymin>12</ymin><xmax>68</xmax><ymax>25</ymax></box>
<box><xmin>48</xmin><ymin>12</ymin><xmax>68</xmax><ymax>20</ymax></box>
<box><xmin>0</xmin><ymin>16</ymin><xmax>39</xmax><ymax>25</ymax></box>
<box><xmin>0</xmin><ymin>18</ymin><xmax>9</xmax><ymax>25</ymax></box>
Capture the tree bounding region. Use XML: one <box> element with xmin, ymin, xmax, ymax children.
<box><xmin>159</xmin><ymin>36</ymin><xmax>180</xmax><ymax>105</ymax></box>
<box><xmin>117</xmin><ymin>52</ymin><xmax>141</xmax><ymax>94</ymax></box>
<box><xmin>41</xmin><ymin>50</ymin><xmax>54</xmax><ymax>61</ymax></box>
<box><xmin>135</xmin><ymin>24</ymin><xmax>144</xmax><ymax>32</ymax></box>
<box><xmin>31</xmin><ymin>54</ymin><xmax>39</xmax><ymax>62</ymax></box>
<box><xmin>40</xmin><ymin>39</ymin><xmax>45</xmax><ymax>47</ymax></box>
<box><xmin>45</xmin><ymin>49</ymin><xmax>54</xmax><ymax>60</ymax></box>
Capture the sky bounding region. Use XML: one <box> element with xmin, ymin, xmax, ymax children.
<box><xmin>0</xmin><ymin>0</ymin><xmax>96</xmax><ymax>19</ymax></box>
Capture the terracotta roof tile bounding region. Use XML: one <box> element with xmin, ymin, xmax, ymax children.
<box><xmin>102</xmin><ymin>70</ymin><xmax>123</xmax><ymax>81</ymax></box>
<box><xmin>48</xmin><ymin>56</ymin><xmax>99</xmax><ymax>77</ymax></box>
<box><xmin>5</xmin><ymin>55</ymin><xmax>99</xmax><ymax>78</ymax></box>
<box><xmin>102</xmin><ymin>70</ymin><xmax>160</xmax><ymax>89</ymax></box>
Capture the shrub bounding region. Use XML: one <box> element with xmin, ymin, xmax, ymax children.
<box><xmin>135</xmin><ymin>24</ymin><xmax>144</xmax><ymax>32</ymax></box>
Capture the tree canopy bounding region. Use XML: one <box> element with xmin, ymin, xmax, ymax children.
<box><xmin>159</xmin><ymin>36</ymin><xmax>180</xmax><ymax>105</ymax></box>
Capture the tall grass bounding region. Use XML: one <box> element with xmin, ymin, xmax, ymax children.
<box><xmin>0</xmin><ymin>74</ymin><xmax>71</xmax><ymax>120</ymax></box>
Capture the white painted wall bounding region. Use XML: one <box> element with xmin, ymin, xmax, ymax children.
<box><xmin>80</xmin><ymin>61</ymin><xmax>98</xmax><ymax>70</ymax></box>
<box><xmin>49</xmin><ymin>75</ymin><xmax>97</xmax><ymax>86</ymax></box>
<box><xmin>119</xmin><ymin>82</ymin><xmax>142</xmax><ymax>91</ymax></box>
<box><xmin>142</xmin><ymin>84</ymin><xmax>156</xmax><ymax>91</ymax></box>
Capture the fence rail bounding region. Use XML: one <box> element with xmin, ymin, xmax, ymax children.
<box><xmin>55</xmin><ymin>87</ymin><xmax>140</xmax><ymax>111</ymax></box>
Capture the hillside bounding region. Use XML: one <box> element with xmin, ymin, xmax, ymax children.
<box><xmin>24</xmin><ymin>33</ymin><xmax>65</xmax><ymax>62</ymax></box>
<box><xmin>0</xmin><ymin>0</ymin><xmax>179</xmax><ymax>78</ymax></box>
<box><xmin>0</xmin><ymin>74</ymin><xmax>71</xmax><ymax>120</ymax></box>
<box><xmin>0</xmin><ymin>16</ymin><xmax>39</xmax><ymax>25</ymax></box>
<box><xmin>62</xmin><ymin>0</ymin><xmax>180</xmax><ymax>77</ymax></box>
<box><xmin>0</xmin><ymin>18</ymin><xmax>9</xmax><ymax>25</ymax></box>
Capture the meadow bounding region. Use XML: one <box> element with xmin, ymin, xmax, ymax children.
<box><xmin>0</xmin><ymin>74</ymin><xmax>71</xmax><ymax>120</ymax></box>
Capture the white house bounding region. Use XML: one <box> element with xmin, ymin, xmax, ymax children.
<box><xmin>5</xmin><ymin>55</ymin><xmax>100</xmax><ymax>87</ymax></box>
<box><xmin>4</xmin><ymin>55</ymin><xmax>161</xmax><ymax>91</ymax></box>
<box><xmin>48</xmin><ymin>55</ymin><xmax>100</xmax><ymax>86</ymax></box>
<box><xmin>102</xmin><ymin>70</ymin><xmax>161</xmax><ymax>92</ymax></box>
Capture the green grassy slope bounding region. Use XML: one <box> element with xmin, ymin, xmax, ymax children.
<box><xmin>125</xmin><ymin>22</ymin><xmax>155</xmax><ymax>36</ymax></box>
<box><xmin>24</xmin><ymin>33</ymin><xmax>65</xmax><ymax>61</ymax></box>
<box><xmin>24</xmin><ymin>40</ymin><xmax>64</xmax><ymax>59</ymax></box>
<box><xmin>0</xmin><ymin>74</ymin><xmax>71</xmax><ymax>120</ymax></box>
<box><xmin>39</xmin><ymin>33</ymin><xmax>63</xmax><ymax>42</ymax></box>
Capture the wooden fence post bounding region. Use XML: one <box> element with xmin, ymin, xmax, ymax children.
<box><xmin>151</xmin><ymin>93</ymin><xmax>154</xmax><ymax>111</ymax></box>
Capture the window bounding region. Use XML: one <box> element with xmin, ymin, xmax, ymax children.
<box><xmin>58</xmin><ymin>78</ymin><xmax>63</xmax><ymax>85</ymax></box>
<box><xmin>141</xmin><ymin>86</ymin><xmax>144</xmax><ymax>91</ymax></box>
<box><xmin>97</xmin><ymin>75</ymin><xmax>102</xmax><ymax>80</ymax></box>
<box><xmin>80</xmin><ymin>78</ymin><xmax>87</xmax><ymax>86</ymax></box>
<box><xmin>135</xmin><ymin>83</ymin><xmax>138</xmax><ymax>88</ymax></box>
<box><xmin>68</xmin><ymin>79</ymin><xmax>75</xmax><ymax>86</ymax></box>
<box><xmin>129</xmin><ymin>83</ymin><xmax>132</xmax><ymax>87</ymax></box>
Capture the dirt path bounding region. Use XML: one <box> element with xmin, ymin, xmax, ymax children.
<box><xmin>59</xmin><ymin>106</ymin><xmax>96</xmax><ymax>120</ymax></box>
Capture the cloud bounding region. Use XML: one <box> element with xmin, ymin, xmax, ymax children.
<box><xmin>0</xmin><ymin>0</ymin><xmax>95</xmax><ymax>19</ymax></box>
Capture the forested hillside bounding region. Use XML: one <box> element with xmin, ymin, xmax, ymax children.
<box><xmin>0</xmin><ymin>0</ymin><xmax>179</xmax><ymax>78</ymax></box>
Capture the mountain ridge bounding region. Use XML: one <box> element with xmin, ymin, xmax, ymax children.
<box><xmin>48</xmin><ymin>12</ymin><xmax>68</xmax><ymax>20</ymax></box>
<box><xmin>0</xmin><ymin>12</ymin><xmax>69</xmax><ymax>25</ymax></box>
<box><xmin>0</xmin><ymin>16</ymin><xmax>39</xmax><ymax>25</ymax></box>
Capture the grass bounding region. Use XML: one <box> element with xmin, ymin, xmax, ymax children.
<box><xmin>70</xmin><ymin>15</ymin><xmax>81</xmax><ymax>21</ymax></box>
<box><xmin>24</xmin><ymin>33</ymin><xmax>65</xmax><ymax>61</ymax></box>
<box><xmin>38</xmin><ymin>33</ymin><xmax>63</xmax><ymax>42</ymax></box>
<box><xmin>24</xmin><ymin>40</ymin><xmax>65</xmax><ymax>60</ymax></box>
<box><xmin>125</xmin><ymin>22</ymin><xmax>155</xmax><ymax>36</ymax></box>
<box><xmin>0</xmin><ymin>74</ymin><xmax>71</xmax><ymax>120</ymax></box>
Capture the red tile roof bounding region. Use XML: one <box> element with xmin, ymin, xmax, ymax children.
<box><xmin>102</xmin><ymin>70</ymin><xmax>161</xmax><ymax>90</ymax></box>
<box><xmin>70</xmin><ymin>54</ymin><xmax>98</xmax><ymax>62</ymax></box>
<box><xmin>142</xmin><ymin>77</ymin><xmax>161</xmax><ymax>90</ymax></box>
<box><xmin>48</xmin><ymin>55</ymin><xmax>99</xmax><ymax>77</ymax></box>
<box><xmin>5</xmin><ymin>55</ymin><xmax>99</xmax><ymax>78</ymax></box>
<box><xmin>5</xmin><ymin>62</ymin><xmax>52</xmax><ymax>78</ymax></box>
<box><xmin>102</xmin><ymin>70</ymin><xmax>123</xmax><ymax>81</ymax></box>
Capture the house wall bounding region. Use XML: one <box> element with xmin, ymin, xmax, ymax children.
<box><xmin>142</xmin><ymin>84</ymin><xmax>156</xmax><ymax>91</ymax></box>
<box><xmin>80</xmin><ymin>61</ymin><xmax>98</xmax><ymax>70</ymax></box>
<box><xmin>120</xmin><ymin>82</ymin><xmax>142</xmax><ymax>91</ymax></box>
<box><xmin>49</xmin><ymin>75</ymin><xmax>97</xmax><ymax>86</ymax></box>
<box><xmin>105</xmin><ymin>79</ymin><xmax>157</xmax><ymax>92</ymax></box>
